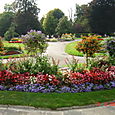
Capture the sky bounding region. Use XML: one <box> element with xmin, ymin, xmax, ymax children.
<box><xmin>0</xmin><ymin>0</ymin><xmax>92</xmax><ymax>19</ymax></box>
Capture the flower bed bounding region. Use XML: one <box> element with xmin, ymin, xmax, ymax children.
<box><xmin>9</xmin><ymin>41</ymin><xmax>23</xmax><ymax>43</ymax></box>
<box><xmin>0</xmin><ymin>66</ymin><xmax>114</xmax><ymax>93</ymax></box>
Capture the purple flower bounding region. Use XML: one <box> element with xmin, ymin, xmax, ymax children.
<box><xmin>0</xmin><ymin>85</ymin><xmax>4</xmax><ymax>90</ymax></box>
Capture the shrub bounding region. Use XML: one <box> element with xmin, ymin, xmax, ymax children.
<box><xmin>8</xmin><ymin>56</ymin><xmax>60</xmax><ymax>75</ymax></box>
<box><xmin>46</xmin><ymin>38</ymin><xmax>58</xmax><ymax>42</ymax></box>
<box><xmin>89</xmin><ymin>56</ymin><xmax>115</xmax><ymax>70</ymax></box>
<box><xmin>60</xmin><ymin>33</ymin><xmax>75</xmax><ymax>41</ymax></box>
<box><xmin>0</xmin><ymin>37</ymin><xmax>5</xmax><ymax>55</ymax></box>
<box><xmin>106</xmin><ymin>37</ymin><xmax>115</xmax><ymax>57</ymax></box>
<box><xmin>21</xmin><ymin>30</ymin><xmax>48</xmax><ymax>55</ymax></box>
<box><xmin>76</xmin><ymin>36</ymin><xmax>103</xmax><ymax>66</ymax></box>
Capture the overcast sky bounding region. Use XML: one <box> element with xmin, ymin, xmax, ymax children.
<box><xmin>0</xmin><ymin>0</ymin><xmax>92</xmax><ymax>18</ymax></box>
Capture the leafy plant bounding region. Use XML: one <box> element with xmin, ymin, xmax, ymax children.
<box><xmin>65</xmin><ymin>56</ymin><xmax>85</xmax><ymax>72</ymax></box>
<box><xmin>76</xmin><ymin>36</ymin><xmax>103</xmax><ymax>66</ymax></box>
<box><xmin>60</xmin><ymin>33</ymin><xmax>75</xmax><ymax>41</ymax></box>
<box><xmin>8</xmin><ymin>56</ymin><xmax>60</xmax><ymax>75</ymax></box>
<box><xmin>0</xmin><ymin>37</ymin><xmax>5</xmax><ymax>55</ymax></box>
<box><xmin>106</xmin><ymin>37</ymin><xmax>115</xmax><ymax>57</ymax></box>
<box><xmin>21</xmin><ymin>30</ymin><xmax>48</xmax><ymax>55</ymax></box>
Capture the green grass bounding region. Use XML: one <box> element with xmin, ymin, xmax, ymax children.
<box><xmin>0</xmin><ymin>41</ymin><xmax>27</xmax><ymax>59</ymax></box>
<box><xmin>65</xmin><ymin>41</ymin><xmax>84</xmax><ymax>56</ymax></box>
<box><xmin>0</xmin><ymin>89</ymin><xmax>115</xmax><ymax>109</ymax></box>
<box><xmin>3</xmin><ymin>41</ymin><xmax>24</xmax><ymax>48</ymax></box>
<box><xmin>74</xmin><ymin>37</ymin><xmax>81</xmax><ymax>39</ymax></box>
<box><xmin>65</xmin><ymin>41</ymin><xmax>108</xmax><ymax>57</ymax></box>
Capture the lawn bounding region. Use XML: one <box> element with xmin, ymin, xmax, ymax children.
<box><xmin>65</xmin><ymin>41</ymin><xmax>108</xmax><ymax>57</ymax></box>
<box><xmin>0</xmin><ymin>89</ymin><xmax>115</xmax><ymax>110</ymax></box>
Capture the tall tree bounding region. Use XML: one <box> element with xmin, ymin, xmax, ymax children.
<box><xmin>0</xmin><ymin>12</ymin><xmax>14</xmax><ymax>36</ymax></box>
<box><xmin>14</xmin><ymin>0</ymin><xmax>41</xmax><ymax>35</ymax></box>
<box><xmin>56</xmin><ymin>16</ymin><xmax>72</xmax><ymax>35</ymax></box>
<box><xmin>74</xmin><ymin>4</ymin><xmax>90</xmax><ymax>33</ymax></box>
<box><xmin>42</xmin><ymin>8</ymin><xmax>64</xmax><ymax>36</ymax></box>
<box><xmin>4</xmin><ymin>2</ymin><xmax>17</xmax><ymax>13</ymax></box>
<box><xmin>88</xmin><ymin>0</ymin><xmax>115</xmax><ymax>34</ymax></box>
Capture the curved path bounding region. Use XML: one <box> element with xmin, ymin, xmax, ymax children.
<box><xmin>45</xmin><ymin>40</ymin><xmax>85</xmax><ymax>66</ymax></box>
<box><xmin>1</xmin><ymin>40</ymin><xmax>85</xmax><ymax>66</ymax></box>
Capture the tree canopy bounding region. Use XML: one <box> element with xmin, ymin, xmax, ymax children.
<box><xmin>42</xmin><ymin>8</ymin><xmax>64</xmax><ymax>36</ymax></box>
<box><xmin>14</xmin><ymin>0</ymin><xmax>41</xmax><ymax>35</ymax></box>
<box><xmin>88</xmin><ymin>0</ymin><xmax>115</xmax><ymax>34</ymax></box>
<box><xmin>56</xmin><ymin>16</ymin><xmax>72</xmax><ymax>35</ymax></box>
<box><xmin>0</xmin><ymin>12</ymin><xmax>14</xmax><ymax>36</ymax></box>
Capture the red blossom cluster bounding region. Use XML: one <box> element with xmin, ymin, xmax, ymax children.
<box><xmin>0</xmin><ymin>70</ymin><xmax>60</xmax><ymax>86</ymax></box>
<box><xmin>0</xmin><ymin>66</ymin><xmax>115</xmax><ymax>86</ymax></box>
<box><xmin>64</xmin><ymin>67</ymin><xmax>115</xmax><ymax>85</ymax></box>
<box><xmin>9</xmin><ymin>41</ymin><xmax>23</xmax><ymax>43</ymax></box>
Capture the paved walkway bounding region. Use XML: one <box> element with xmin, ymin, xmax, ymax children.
<box><xmin>45</xmin><ymin>40</ymin><xmax>85</xmax><ymax>66</ymax></box>
<box><xmin>0</xmin><ymin>105</ymin><xmax>114</xmax><ymax>115</ymax></box>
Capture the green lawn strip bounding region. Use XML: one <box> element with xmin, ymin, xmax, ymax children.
<box><xmin>65</xmin><ymin>41</ymin><xmax>107</xmax><ymax>57</ymax></box>
<box><xmin>65</xmin><ymin>41</ymin><xmax>83</xmax><ymax>56</ymax></box>
<box><xmin>74</xmin><ymin>37</ymin><xmax>81</xmax><ymax>39</ymax></box>
<box><xmin>3</xmin><ymin>41</ymin><xmax>24</xmax><ymax>48</ymax></box>
<box><xmin>0</xmin><ymin>89</ymin><xmax>115</xmax><ymax>109</ymax></box>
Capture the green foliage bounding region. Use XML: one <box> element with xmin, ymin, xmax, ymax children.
<box><xmin>60</xmin><ymin>33</ymin><xmax>75</xmax><ymax>41</ymax></box>
<box><xmin>89</xmin><ymin>56</ymin><xmax>115</xmax><ymax>70</ymax></box>
<box><xmin>4</xmin><ymin>23</ymin><xmax>19</xmax><ymax>41</ymax></box>
<box><xmin>4</xmin><ymin>2</ymin><xmax>17</xmax><ymax>13</ymax></box>
<box><xmin>15</xmin><ymin>11</ymin><xmax>41</xmax><ymax>35</ymax></box>
<box><xmin>43</xmin><ymin>15</ymin><xmax>58</xmax><ymax>36</ymax></box>
<box><xmin>74</xmin><ymin>4</ymin><xmax>91</xmax><ymax>33</ymax></box>
<box><xmin>106</xmin><ymin>37</ymin><xmax>115</xmax><ymax>57</ymax></box>
<box><xmin>42</xmin><ymin>8</ymin><xmax>64</xmax><ymax>36</ymax></box>
<box><xmin>0</xmin><ymin>12</ymin><xmax>14</xmax><ymax>36</ymax></box>
<box><xmin>14</xmin><ymin>0</ymin><xmax>41</xmax><ymax>35</ymax></box>
<box><xmin>14</xmin><ymin>0</ymin><xmax>40</xmax><ymax>15</ymax></box>
<box><xmin>0</xmin><ymin>60</ymin><xmax>5</xmax><ymax>71</ymax></box>
<box><xmin>88</xmin><ymin>0</ymin><xmax>115</xmax><ymax>34</ymax></box>
<box><xmin>76</xmin><ymin>36</ymin><xmax>103</xmax><ymax>66</ymax></box>
<box><xmin>65</xmin><ymin>57</ymin><xmax>85</xmax><ymax>72</ymax></box>
<box><xmin>21</xmin><ymin>30</ymin><xmax>48</xmax><ymax>55</ymax></box>
<box><xmin>0</xmin><ymin>37</ymin><xmax>5</xmax><ymax>55</ymax></box>
<box><xmin>8</xmin><ymin>56</ymin><xmax>59</xmax><ymax>75</ymax></box>
<box><xmin>56</xmin><ymin>16</ymin><xmax>73</xmax><ymax>35</ymax></box>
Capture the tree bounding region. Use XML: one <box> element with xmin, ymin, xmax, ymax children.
<box><xmin>0</xmin><ymin>12</ymin><xmax>14</xmax><ymax>36</ymax></box>
<box><xmin>14</xmin><ymin>0</ymin><xmax>41</xmax><ymax>35</ymax></box>
<box><xmin>56</xmin><ymin>16</ymin><xmax>72</xmax><ymax>35</ymax></box>
<box><xmin>43</xmin><ymin>15</ymin><xmax>58</xmax><ymax>37</ymax></box>
<box><xmin>4</xmin><ymin>2</ymin><xmax>17</xmax><ymax>13</ymax></box>
<box><xmin>15</xmin><ymin>11</ymin><xmax>41</xmax><ymax>35</ymax></box>
<box><xmin>14</xmin><ymin>0</ymin><xmax>40</xmax><ymax>15</ymax></box>
<box><xmin>88</xmin><ymin>0</ymin><xmax>115</xmax><ymax>34</ymax></box>
<box><xmin>42</xmin><ymin>8</ymin><xmax>64</xmax><ymax>36</ymax></box>
<box><xmin>73</xmin><ymin>4</ymin><xmax>91</xmax><ymax>33</ymax></box>
<box><xmin>4</xmin><ymin>23</ymin><xmax>19</xmax><ymax>41</ymax></box>
<box><xmin>40</xmin><ymin>16</ymin><xmax>45</xmax><ymax>33</ymax></box>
